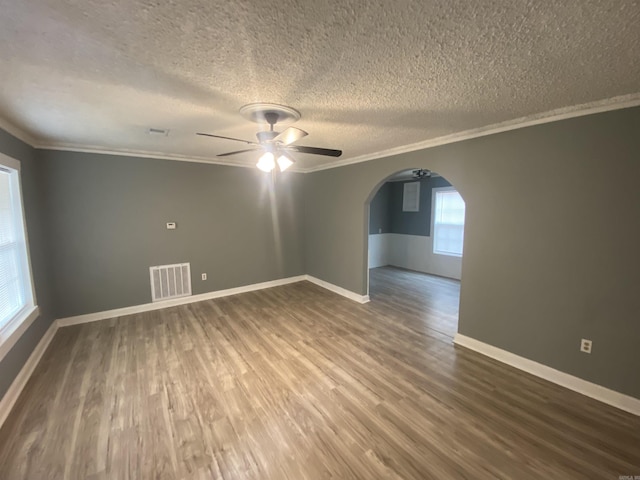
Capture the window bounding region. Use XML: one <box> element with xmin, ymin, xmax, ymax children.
<box><xmin>0</xmin><ymin>153</ymin><xmax>38</xmax><ymax>361</ymax></box>
<box><xmin>432</xmin><ymin>187</ymin><xmax>465</xmax><ymax>257</ymax></box>
<box><xmin>402</xmin><ymin>182</ymin><xmax>420</xmax><ymax>212</ymax></box>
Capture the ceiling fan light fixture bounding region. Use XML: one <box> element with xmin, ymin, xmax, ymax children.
<box><xmin>256</xmin><ymin>151</ymin><xmax>275</xmax><ymax>172</ymax></box>
<box><xmin>198</xmin><ymin>103</ymin><xmax>342</xmax><ymax>167</ymax></box>
<box><xmin>277</xmin><ymin>155</ymin><xmax>294</xmax><ymax>172</ymax></box>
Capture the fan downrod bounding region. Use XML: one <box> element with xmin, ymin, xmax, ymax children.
<box><xmin>264</xmin><ymin>112</ymin><xmax>279</xmax><ymax>131</ymax></box>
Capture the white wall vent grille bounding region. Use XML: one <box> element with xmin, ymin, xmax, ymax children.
<box><xmin>402</xmin><ymin>182</ymin><xmax>420</xmax><ymax>212</ymax></box>
<box><xmin>149</xmin><ymin>263</ymin><xmax>191</xmax><ymax>302</ymax></box>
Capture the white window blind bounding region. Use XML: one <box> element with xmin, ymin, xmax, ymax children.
<box><xmin>433</xmin><ymin>188</ymin><xmax>465</xmax><ymax>256</ymax></box>
<box><xmin>0</xmin><ymin>166</ymin><xmax>32</xmax><ymax>330</ymax></box>
<box><xmin>403</xmin><ymin>182</ymin><xmax>420</xmax><ymax>212</ymax></box>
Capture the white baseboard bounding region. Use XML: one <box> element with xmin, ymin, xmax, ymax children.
<box><xmin>454</xmin><ymin>333</ymin><xmax>640</xmax><ymax>417</ymax></box>
<box><xmin>57</xmin><ymin>274</ymin><xmax>369</xmax><ymax>328</ymax></box>
<box><xmin>0</xmin><ymin>320</ymin><xmax>58</xmax><ymax>429</ymax></box>
<box><xmin>305</xmin><ymin>275</ymin><xmax>370</xmax><ymax>304</ymax></box>
<box><xmin>1</xmin><ymin>273</ymin><xmax>371</xmax><ymax>429</ymax></box>
<box><xmin>57</xmin><ymin>275</ymin><xmax>308</xmax><ymax>327</ymax></box>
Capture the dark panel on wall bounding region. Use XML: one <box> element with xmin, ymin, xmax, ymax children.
<box><xmin>388</xmin><ymin>176</ymin><xmax>452</xmax><ymax>236</ymax></box>
<box><xmin>368</xmin><ymin>182</ymin><xmax>391</xmax><ymax>234</ymax></box>
<box><xmin>39</xmin><ymin>151</ymin><xmax>306</xmax><ymax>319</ymax></box>
<box><xmin>0</xmin><ymin>129</ymin><xmax>54</xmax><ymax>401</ymax></box>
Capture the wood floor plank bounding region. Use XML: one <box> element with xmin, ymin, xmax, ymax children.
<box><xmin>1</xmin><ymin>266</ymin><xmax>639</xmax><ymax>479</ymax></box>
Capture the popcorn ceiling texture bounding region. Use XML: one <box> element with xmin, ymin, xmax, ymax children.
<box><xmin>0</xmin><ymin>0</ymin><xmax>639</xmax><ymax>169</ymax></box>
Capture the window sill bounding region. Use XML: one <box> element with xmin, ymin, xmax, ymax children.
<box><xmin>0</xmin><ymin>305</ymin><xmax>40</xmax><ymax>362</ymax></box>
<box><xmin>433</xmin><ymin>251</ymin><xmax>463</xmax><ymax>258</ymax></box>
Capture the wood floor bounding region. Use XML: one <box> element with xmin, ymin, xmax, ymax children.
<box><xmin>1</xmin><ymin>267</ymin><xmax>639</xmax><ymax>479</ymax></box>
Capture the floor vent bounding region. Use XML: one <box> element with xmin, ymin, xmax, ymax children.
<box><xmin>149</xmin><ymin>263</ymin><xmax>192</xmax><ymax>302</ymax></box>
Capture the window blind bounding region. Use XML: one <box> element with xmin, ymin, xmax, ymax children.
<box><xmin>433</xmin><ymin>189</ymin><xmax>465</xmax><ymax>256</ymax></box>
<box><xmin>0</xmin><ymin>170</ymin><xmax>28</xmax><ymax>328</ymax></box>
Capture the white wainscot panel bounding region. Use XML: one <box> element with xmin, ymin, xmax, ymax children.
<box><xmin>368</xmin><ymin>234</ymin><xmax>391</xmax><ymax>268</ymax></box>
<box><xmin>387</xmin><ymin>234</ymin><xmax>462</xmax><ymax>280</ymax></box>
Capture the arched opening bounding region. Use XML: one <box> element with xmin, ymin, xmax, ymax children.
<box><xmin>365</xmin><ymin>168</ymin><xmax>466</xmax><ymax>338</ymax></box>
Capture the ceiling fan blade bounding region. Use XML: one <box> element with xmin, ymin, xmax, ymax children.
<box><xmin>285</xmin><ymin>145</ymin><xmax>342</xmax><ymax>157</ymax></box>
<box><xmin>216</xmin><ymin>148</ymin><xmax>260</xmax><ymax>157</ymax></box>
<box><xmin>197</xmin><ymin>133</ymin><xmax>258</xmax><ymax>145</ymax></box>
<box><xmin>273</xmin><ymin>127</ymin><xmax>308</xmax><ymax>146</ymax></box>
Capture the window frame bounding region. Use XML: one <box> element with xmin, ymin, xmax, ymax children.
<box><xmin>0</xmin><ymin>152</ymin><xmax>39</xmax><ymax>362</ymax></box>
<box><xmin>431</xmin><ymin>186</ymin><xmax>465</xmax><ymax>258</ymax></box>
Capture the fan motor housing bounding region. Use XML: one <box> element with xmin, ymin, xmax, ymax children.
<box><xmin>256</xmin><ymin>131</ymin><xmax>279</xmax><ymax>143</ymax></box>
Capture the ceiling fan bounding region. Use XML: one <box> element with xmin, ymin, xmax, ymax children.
<box><xmin>197</xmin><ymin>103</ymin><xmax>342</xmax><ymax>172</ymax></box>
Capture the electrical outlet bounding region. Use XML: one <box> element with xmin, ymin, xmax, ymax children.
<box><xmin>201</xmin><ymin>273</ymin><xmax>207</xmax><ymax>281</ymax></box>
<box><xmin>580</xmin><ymin>338</ymin><xmax>592</xmax><ymax>354</ymax></box>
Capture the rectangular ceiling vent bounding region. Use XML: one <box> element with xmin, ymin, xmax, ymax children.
<box><xmin>147</xmin><ymin>128</ymin><xmax>169</xmax><ymax>136</ymax></box>
<box><xmin>149</xmin><ymin>262</ymin><xmax>191</xmax><ymax>302</ymax></box>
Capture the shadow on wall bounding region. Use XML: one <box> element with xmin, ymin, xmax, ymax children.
<box><xmin>366</xmin><ymin>168</ymin><xmax>465</xmax><ymax>284</ymax></box>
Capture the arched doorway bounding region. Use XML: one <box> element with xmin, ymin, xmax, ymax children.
<box><xmin>365</xmin><ymin>168</ymin><xmax>465</xmax><ymax>338</ymax></box>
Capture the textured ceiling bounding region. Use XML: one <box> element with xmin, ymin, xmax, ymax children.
<box><xmin>0</xmin><ymin>0</ymin><xmax>639</xmax><ymax>170</ymax></box>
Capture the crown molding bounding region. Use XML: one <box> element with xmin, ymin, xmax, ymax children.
<box><xmin>3</xmin><ymin>93</ymin><xmax>639</xmax><ymax>173</ymax></box>
<box><xmin>304</xmin><ymin>93</ymin><xmax>640</xmax><ymax>173</ymax></box>
<box><xmin>34</xmin><ymin>143</ymin><xmax>306</xmax><ymax>173</ymax></box>
<box><xmin>0</xmin><ymin>116</ymin><xmax>39</xmax><ymax>146</ymax></box>
<box><xmin>35</xmin><ymin>143</ymin><xmax>256</xmax><ymax>169</ymax></box>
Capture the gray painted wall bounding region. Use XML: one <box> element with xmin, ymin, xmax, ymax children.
<box><xmin>0</xmin><ymin>130</ymin><xmax>54</xmax><ymax>400</ymax></box>
<box><xmin>2</xmin><ymin>106</ymin><xmax>640</xmax><ymax>406</ymax></box>
<box><xmin>304</xmin><ymin>106</ymin><xmax>640</xmax><ymax>399</ymax></box>
<box><xmin>368</xmin><ymin>182</ymin><xmax>391</xmax><ymax>234</ymax></box>
<box><xmin>388</xmin><ymin>176</ymin><xmax>452</xmax><ymax>236</ymax></box>
<box><xmin>39</xmin><ymin>150</ymin><xmax>306</xmax><ymax>319</ymax></box>
<box><xmin>369</xmin><ymin>176</ymin><xmax>453</xmax><ymax>236</ymax></box>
